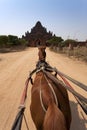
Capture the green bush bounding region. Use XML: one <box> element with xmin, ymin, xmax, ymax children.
<box><xmin>19</xmin><ymin>38</ymin><xmax>28</xmax><ymax>46</ymax></box>
<box><xmin>8</xmin><ymin>35</ymin><xmax>19</xmax><ymax>46</ymax></box>
<box><xmin>47</xmin><ymin>36</ymin><xmax>63</xmax><ymax>46</ymax></box>
<box><xmin>0</xmin><ymin>35</ymin><xmax>8</xmax><ymax>47</ymax></box>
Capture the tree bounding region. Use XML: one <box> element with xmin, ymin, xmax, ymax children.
<box><xmin>8</xmin><ymin>35</ymin><xmax>19</xmax><ymax>46</ymax></box>
<box><xmin>0</xmin><ymin>35</ymin><xmax>8</xmax><ymax>47</ymax></box>
<box><xmin>19</xmin><ymin>38</ymin><xmax>28</xmax><ymax>46</ymax></box>
<box><xmin>64</xmin><ymin>39</ymin><xmax>77</xmax><ymax>46</ymax></box>
<box><xmin>47</xmin><ymin>36</ymin><xmax>63</xmax><ymax>46</ymax></box>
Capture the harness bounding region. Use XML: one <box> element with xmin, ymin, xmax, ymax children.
<box><xmin>29</xmin><ymin>60</ymin><xmax>87</xmax><ymax>115</ymax></box>
<box><xmin>11</xmin><ymin>60</ymin><xmax>87</xmax><ymax>130</ymax></box>
<box><xmin>39</xmin><ymin>73</ymin><xmax>58</xmax><ymax>113</ymax></box>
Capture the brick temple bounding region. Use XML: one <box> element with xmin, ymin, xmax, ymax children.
<box><xmin>22</xmin><ymin>21</ymin><xmax>53</xmax><ymax>47</ymax></box>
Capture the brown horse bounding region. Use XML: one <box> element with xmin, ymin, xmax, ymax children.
<box><xmin>30</xmin><ymin>46</ymin><xmax>71</xmax><ymax>130</ymax></box>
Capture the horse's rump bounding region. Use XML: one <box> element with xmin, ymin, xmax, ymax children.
<box><xmin>43</xmin><ymin>102</ymin><xmax>67</xmax><ymax>130</ymax></box>
<box><xmin>30</xmin><ymin>72</ymin><xmax>71</xmax><ymax>130</ymax></box>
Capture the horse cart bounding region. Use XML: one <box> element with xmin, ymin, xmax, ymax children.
<box><xmin>11</xmin><ymin>46</ymin><xmax>87</xmax><ymax>130</ymax></box>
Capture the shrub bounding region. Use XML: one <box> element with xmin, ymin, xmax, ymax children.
<box><xmin>0</xmin><ymin>35</ymin><xmax>8</xmax><ymax>47</ymax></box>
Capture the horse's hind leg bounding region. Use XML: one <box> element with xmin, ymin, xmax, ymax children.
<box><xmin>30</xmin><ymin>92</ymin><xmax>44</xmax><ymax>130</ymax></box>
<box><xmin>36</xmin><ymin>125</ymin><xmax>43</xmax><ymax>130</ymax></box>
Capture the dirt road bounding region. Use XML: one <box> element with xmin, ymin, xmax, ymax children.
<box><xmin>0</xmin><ymin>48</ymin><xmax>87</xmax><ymax>130</ymax></box>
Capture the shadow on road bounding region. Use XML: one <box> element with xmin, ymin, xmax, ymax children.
<box><xmin>70</xmin><ymin>101</ymin><xmax>87</xmax><ymax>130</ymax></box>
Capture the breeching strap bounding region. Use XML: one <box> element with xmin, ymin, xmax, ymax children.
<box><xmin>43</xmin><ymin>70</ymin><xmax>87</xmax><ymax>115</ymax></box>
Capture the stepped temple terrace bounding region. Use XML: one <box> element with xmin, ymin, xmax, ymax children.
<box><xmin>22</xmin><ymin>21</ymin><xmax>53</xmax><ymax>47</ymax></box>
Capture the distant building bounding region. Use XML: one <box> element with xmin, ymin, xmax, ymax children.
<box><xmin>77</xmin><ymin>41</ymin><xmax>87</xmax><ymax>47</ymax></box>
<box><xmin>22</xmin><ymin>21</ymin><xmax>53</xmax><ymax>47</ymax></box>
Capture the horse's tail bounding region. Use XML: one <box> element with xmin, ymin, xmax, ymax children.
<box><xmin>43</xmin><ymin>102</ymin><xmax>67</xmax><ymax>130</ymax></box>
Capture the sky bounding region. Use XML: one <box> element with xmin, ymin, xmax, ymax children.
<box><xmin>0</xmin><ymin>0</ymin><xmax>87</xmax><ymax>41</ymax></box>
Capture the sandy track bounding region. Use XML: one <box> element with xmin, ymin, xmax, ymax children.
<box><xmin>0</xmin><ymin>48</ymin><xmax>87</xmax><ymax>130</ymax></box>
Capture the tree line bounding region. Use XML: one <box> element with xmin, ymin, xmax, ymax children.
<box><xmin>0</xmin><ymin>35</ymin><xmax>27</xmax><ymax>47</ymax></box>
<box><xmin>47</xmin><ymin>36</ymin><xmax>77</xmax><ymax>50</ymax></box>
<box><xmin>0</xmin><ymin>34</ymin><xmax>85</xmax><ymax>49</ymax></box>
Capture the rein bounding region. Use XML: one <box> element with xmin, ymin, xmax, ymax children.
<box><xmin>39</xmin><ymin>74</ymin><xmax>58</xmax><ymax>113</ymax></box>
<box><xmin>33</xmin><ymin>61</ymin><xmax>87</xmax><ymax>115</ymax></box>
<box><xmin>11</xmin><ymin>78</ymin><xmax>30</xmax><ymax>130</ymax></box>
<box><xmin>54</xmin><ymin>68</ymin><xmax>87</xmax><ymax>92</ymax></box>
<box><xmin>39</xmin><ymin>75</ymin><xmax>47</xmax><ymax>113</ymax></box>
<box><xmin>44</xmin><ymin>74</ymin><xmax>58</xmax><ymax>107</ymax></box>
<box><xmin>22</xmin><ymin>60</ymin><xmax>87</xmax><ymax>116</ymax></box>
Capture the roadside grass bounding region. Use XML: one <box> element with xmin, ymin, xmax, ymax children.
<box><xmin>50</xmin><ymin>46</ymin><xmax>87</xmax><ymax>62</ymax></box>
